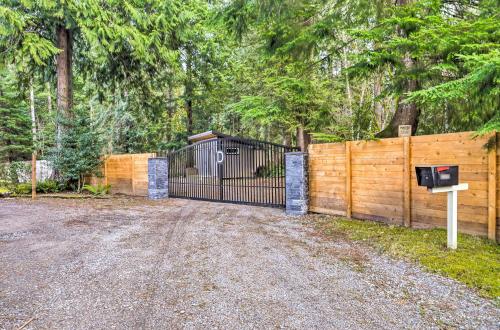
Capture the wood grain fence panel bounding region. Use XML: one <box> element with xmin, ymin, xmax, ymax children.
<box><xmin>101</xmin><ymin>153</ymin><xmax>155</xmax><ymax>196</ymax></box>
<box><xmin>132</xmin><ymin>154</ymin><xmax>154</xmax><ymax>196</ymax></box>
<box><xmin>410</xmin><ymin>132</ymin><xmax>489</xmax><ymax>236</ymax></box>
<box><xmin>308</xmin><ymin>131</ymin><xmax>498</xmax><ymax>240</ymax></box>
<box><xmin>350</xmin><ymin>138</ymin><xmax>404</xmax><ymax>224</ymax></box>
<box><xmin>308</xmin><ymin>143</ymin><xmax>346</xmax><ymax>215</ymax></box>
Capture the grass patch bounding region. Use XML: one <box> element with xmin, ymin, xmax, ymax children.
<box><xmin>314</xmin><ymin>215</ymin><xmax>500</xmax><ymax>301</ymax></box>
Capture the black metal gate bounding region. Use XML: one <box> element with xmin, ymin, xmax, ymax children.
<box><xmin>167</xmin><ymin>137</ymin><xmax>297</xmax><ymax>207</ymax></box>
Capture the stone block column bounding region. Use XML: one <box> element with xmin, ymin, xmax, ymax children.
<box><xmin>148</xmin><ymin>157</ymin><xmax>168</xmax><ymax>199</ymax></box>
<box><xmin>285</xmin><ymin>152</ymin><xmax>308</xmax><ymax>215</ymax></box>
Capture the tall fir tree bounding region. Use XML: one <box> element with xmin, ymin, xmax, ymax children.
<box><xmin>0</xmin><ymin>66</ymin><xmax>32</xmax><ymax>161</ymax></box>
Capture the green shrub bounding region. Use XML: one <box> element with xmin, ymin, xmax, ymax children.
<box><xmin>14</xmin><ymin>183</ymin><xmax>32</xmax><ymax>195</ymax></box>
<box><xmin>0</xmin><ymin>163</ymin><xmax>8</xmax><ymax>182</ymax></box>
<box><xmin>0</xmin><ymin>186</ymin><xmax>11</xmax><ymax>196</ymax></box>
<box><xmin>5</xmin><ymin>162</ymin><xmax>31</xmax><ymax>184</ymax></box>
<box><xmin>82</xmin><ymin>184</ymin><xmax>111</xmax><ymax>196</ymax></box>
<box><xmin>56</xmin><ymin>180</ymin><xmax>70</xmax><ymax>192</ymax></box>
<box><xmin>36</xmin><ymin>180</ymin><xmax>60</xmax><ymax>193</ymax></box>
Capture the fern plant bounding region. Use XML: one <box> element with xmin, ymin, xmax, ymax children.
<box><xmin>82</xmin><ymin>184</ymin><xmax>111</xmax><ymax>196</ymax></box>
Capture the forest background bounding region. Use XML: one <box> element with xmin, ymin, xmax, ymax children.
<box><xmin>0</xmin><ymin>0</ymin><xmax>498</xmax><ymax>186</ymax></box>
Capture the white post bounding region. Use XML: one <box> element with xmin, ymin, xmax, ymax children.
<box><xmin>428</xmin><ymin>183</ymin><xmax>468</xmax><ymax>249</ymax></box>
<box><xmin>447</xmin><ymin>190</ymin><xmax>458</xmax><ymax>249</ymax></box>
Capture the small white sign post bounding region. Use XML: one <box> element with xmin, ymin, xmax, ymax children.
<box><xmin>427</xmin><ymin>183</ymin><xmax>468</xmax><ymax>249</ymax></box>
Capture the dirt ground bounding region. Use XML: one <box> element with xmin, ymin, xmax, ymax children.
<box><xmin>0</xmin><ymin>197</ymin><xmax>498</xmax><ymax>329</ymax></box>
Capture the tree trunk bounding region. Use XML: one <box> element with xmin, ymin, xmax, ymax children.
<box><xmin>343</xmin><ymin>48</ymin><xmax>354</xmax><ymax>139</ymax></box>
<box><xmin>185</xmin><ymin>97</ymin><xmax>193</xmax><ymax>139</ymax></box>
<box><xmin>296</xmin><ymin>126</ymin><xmax>310</xmax><ymax>152</ymax></box>
<box><xmin>56</xmin><ymin>25</ymin><xmax>73</xmax><ymax>149</ymax></box>
<box><xmin>377</xmin><ymin>0</ymin><xmax>420</xmax><ymax>138</ymax></box>
<box><xmin>282</xmin><ymin>131</ymin><xmax>292</xmax><ymax>147</ymax></box>
<box><xmin>184</xmin><ymin>48</ymin><xmax>195</xmax><ymax>167</ymax></box>
<box><xmin>377</xmin><ymin>62</ymin><xmax>419</xmax><ymax>138</ymax></box>
<box><xmin>46</xmin><ymin>81</ymin><xmax>52</xmax><ymax>114</ymax></box>
<box><xmin>373</xmin><ymin>73</ymin><xmax>384</xmax><ymax>130</ymax></box>
<box><xmin>183</xmin><ymin>45</ymin><xmax>194</xmax><ymax>143</ymax></box>
<box><xmin>165</xmin><ymin>84</ymin><xmax>174</xmax><ymax>142</ymax></box>
<box><xmin>30</xmin><ymin>78</ymin><xmax>37</xmax><ymax>147</ymax></box>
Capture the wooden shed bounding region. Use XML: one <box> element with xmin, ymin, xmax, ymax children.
<box><xmin>188</xmin><ymin>131</ymin><xmax>271</xmax><ymax>179</ymax></box>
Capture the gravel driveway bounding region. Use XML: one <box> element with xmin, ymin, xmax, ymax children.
<box><xmin>0</xmin><ymin>197</ymin><xmax>498</xmax><ymax>329</ymax></box>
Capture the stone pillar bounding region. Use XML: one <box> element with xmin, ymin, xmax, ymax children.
<box><xmin>285</xmin><ymin>152</ymin><xmax>308</xmax><ymax>215</ymax></box>
<box><xmin>148</xmin><ymin>157</ymin><xmax>168</xmax><ymax>199</ymax></box>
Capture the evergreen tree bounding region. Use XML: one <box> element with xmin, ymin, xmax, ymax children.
<box><xmin>0</xmin><ymin>66</ymin><xmax>32</xmax><ymax>161</ymax></box>
<box><xmin>50</xmin><ymin>105</ymin><xmax>103</xmax><ymax>191</ymax></box>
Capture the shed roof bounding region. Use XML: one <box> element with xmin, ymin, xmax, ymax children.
<box><xmin>188</xmin><ymin>130</ymin><xmax>229</xmax><ymax>142</ymax></box>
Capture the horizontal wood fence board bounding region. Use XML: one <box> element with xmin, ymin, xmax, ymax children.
<box><xmin>310</xmin><ymin>169</ymin><xmax>346</xmax><ymax>176</ymax></box>
<box><xmin>410</xmin><ymin>138</ymin><xmax>489</xmax><ymax>147</ymax></box>
<box><xmin>352</xmin><ymin>137</ymin><xmax>402</xmax><ymax>145</ymax></box>
<box><xmin>411</xmin><ymin>156</ymin><xmax>488</xmax><ymax>165</ymax></box>
<box><xmin>351</xmin><ymin>194</ymin><xmax>404</xmax><ymax>205</ymax></box>
<box><xmin>411</xmin><ymin>193</ymin><xmax>487</xmax><ymax>207</ymax></box>
<box><xmin>349</xmin><ymin>177</ymin><xmax>403</xmax><ymax>185</ymax></box>
<box><xmin>412</xmin><ymin>219</ymin><xmax>486</xmax><ymax>236</ymax></box>
<box><xmin>352</xmin><ymin>212</ymin><xmax>402</xmax><ymax>225</ymax></box>
<box><xmin>310</xmin><ymin>186</ymin><xmax>345</xmax><ymax>195</ymax></box>
<box><xmin>411</xmin><ymin>206</ymin><xmax>488</xmax><ymax>223</ymax></box>
<box><xmin>308</xmin><ymin>131</ymin><xmax>498</xmax><ymax>240</ymax></box>
<box><xmin>348</xmin><ymin>151</ymin><xmax>405</xmax><ymax>159</ymax></box>
<box><xmin>310</xmin><ymin>198</ymin><xmax>346</xmax><ymax>211</ymax></box>
<box><xmin>352</xmin><ymin>200</ymin><xmax>403</xmax><ymax>213</ymax></box>
<box><xmin>310</xmin><ymin>190</ymin><xmax>346</xmax><ymax>198</ymax></box>
<box><xmin>351</xmin><ymin>158</ymin><xmax>404</xmax><ymax>165</ymax></box>
<box><xmin>351</xmin><ymin>183</ymin><xmax>404</xmax><ymax>192</ymax></box>
<box><xmin>351</xmin><ymin>147</ymin><xmax>403</xmax><ymax>155</ymax></box>
<box><xmin>310</xmin><ymin>182</ymin><xmax>345</xmax><ymax>189</ymax></box>
<box><xmin>410</xmin><ymin>132</ymin><xmax>477</xmax><ymax>143</ymax></box>
<box><xmin>351</xmin><ymin>164</ymin><xmax>404</xmax><ymax>172</ymax></box>
<box><xmin>351</xmin><ymin>189</ymin><xmax>403</xmax><ymax>199</ymax></box>
<box><xmin>309</xmin><ymin>207</ymin><xmax>346</xmax><ymax>216</ymax></box>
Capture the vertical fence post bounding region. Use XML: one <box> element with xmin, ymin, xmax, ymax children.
<box><xmin>487</xmin><ymin>133</ymin><xmax>497</xmax><ymax>241</ymax></box>
<box><xmin>131</xmin><ymin>155</ymin><xmax>136</xmax><ymax>195</ymax></box>
<box><xmin>403</xmin><ymin>136</ymin><xmax>411</xmax><ymax>227</ymax></box>
<box><xmin>31</xmin><ymin>152</ymin><xmax>36</xmax><ymax>200</ymax></box>
<box><xmin>104</xmin><ymin>156</ymin><xmax>108</xmax><ymax>186</ymax></box>
<box><xmin>345</xmin><ymin>141</ymin><xmax>352</xmax><ymax>218</ymax></box>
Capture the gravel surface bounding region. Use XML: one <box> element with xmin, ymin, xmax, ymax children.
<box><xmin>0</xmin><ymin>197</ymin><xmax>498</xmax><ymax>329</ymax></box>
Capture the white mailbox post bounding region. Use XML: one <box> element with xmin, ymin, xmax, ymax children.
<box><xmin>427</xmin><ymin>183</ymin><xmax>468</xmax><ymax>249</ymax></box>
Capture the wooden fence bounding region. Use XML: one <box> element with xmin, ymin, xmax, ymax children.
<box><xmin>308</xmin><ymin>131</ymin><xmax>499</xmax><ymax>240</ymax></box>
<box><xmin>90</xmin><ymin>153</ymin><xmax>155</xmax><ymax>196</ymax></box>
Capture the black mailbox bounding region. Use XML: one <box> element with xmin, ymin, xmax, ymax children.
<box><xmin>416</xmin><ymin>165</ymin><xmax>459</xmax><ymax>188</ymax></box>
